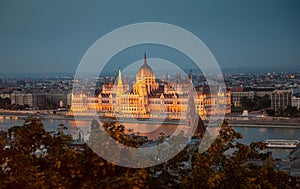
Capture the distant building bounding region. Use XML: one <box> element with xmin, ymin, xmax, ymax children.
<box><xmin>70</xmin><ymin>53</ymin><xmax>231</xmax><ymax>120</ymax></box>
<box><xmin>271</xmin><ymin>89</ymin><xmax>293</xmax><ymax>112</ymax></box>
<box><xmin>253</xmin><ymin>87</ymin><xmax>274</xmax><ymax>97</ymax></box>
<box><xmin>292</xmin><ymin>95</ymin><xmax>300</xmax><ymax>110</ymax></box>
<box><xmin>51</xmin><ymin>92</ymin><xmax>68</xmax><ymax>107</ymax></box>
<box><xmin>230</xmin><ymin>87</ymin><xmax>254</xmax><ymax>108</ymax></box>
<box><xmin>0</xmin><ymin>93</ymin><xmax>10</xmax><ymax>99</ymax></box>
<box><xmin>67</xmin><ymin>93</ymin><xmax>72</xmax><ymax>106</ymax></box>
<box><xmin>11</xmin><ymin>92</ymin><xmax>33</xmax><ymax>107</ymax></box>
<box><xmin>230</xmin><ymin>87</ymin><xmax>292</xmax><ymax>112</ymax></box>
<box><xmin>33</xmin><ymin>93</ymin><xmax>49</xmax><ymax>108</ymax></box>
<box><xmin>11</xmin><ymin>91</ymin><xmax>69</xmax><ymax>108</ymax></box>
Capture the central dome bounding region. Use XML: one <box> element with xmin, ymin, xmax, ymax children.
<box><xmin>136</xmin><ymin>52</ymin><xmax>155</xmax><ymax>78</ymax></box>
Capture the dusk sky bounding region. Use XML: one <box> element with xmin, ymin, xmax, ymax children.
<box><xmin>0</xmin><ymin>0</ymin><xmax>300</xmax><ymax>74</ymax></box>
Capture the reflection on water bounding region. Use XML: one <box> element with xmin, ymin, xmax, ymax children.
<box><xmin>123</xmin><ymin>122</ymin><xmax>190</xmax><ymax>140</ymax></box>
<box><xmin>124</xmin><ymin>122</ymin><xmax>161</xmax><ymax>133</ymax></box>
<box><xmin>234</xmin><ymin>127</ymin><xmax>300</xmax><ymax>144</ymax></box>
<box><xmin>287</xmin><ymin>129</ymin><xmax>295</xmax><ymax>134</ymax></box>
<box><xmin>1</xmin><ymin>118</ymin><xmax>300</xmax><ymax>159</ymax></box>
<box><xmin>259</xmin><ymin>128</ymin><xmax>267</xmax><ymax>132</ymax></box>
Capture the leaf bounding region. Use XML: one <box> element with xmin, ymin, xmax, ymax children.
<box><xmin>56</xmin><ymin>160</ymin><xmax>61</xmax><ymax>169</ymax></box>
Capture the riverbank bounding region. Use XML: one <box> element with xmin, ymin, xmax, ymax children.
<box><xmin>1</xmin><ymin>110</ymin><xmax>300</xmax><ymax>128</ymax></box>
<box><xmin>226</xmin><ymin>115</ymin><xmax>300</xmax><ymax>128</ymax></box>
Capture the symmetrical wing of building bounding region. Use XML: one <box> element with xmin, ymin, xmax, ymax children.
<box><xmin>70</xmin><ymin>53</ymin><xmax>231</xmax><ymax>120</ymax></box>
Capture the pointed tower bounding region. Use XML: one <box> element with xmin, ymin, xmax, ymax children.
<box><xmin>115</xmin><ymin>68</ymin><xmax>123</xmax><ymax>113</ymax></box>
<box><xmin>123</xmin><ymin>75</ymin><xmax>130</xmax><ymax>91</ymax></box>
<box><xmin>113</xmin><ymin>74</ymin><xmax>116</xmax><ymax>84</ymax></box>
<box><xmin>186</xmin><ymin>83</ymin><xmax>196</xmax><ymax>127</ymax></box>
<box><xmin>117</xmin><ymin>69</ymin><xmax>123</xmax><ymax>85</ymax></box>
<box><xmin>103</xmin><ymin>76</ymin><xmax>106</xmax><ymax>85</ymax></box>
<box><xmin>116</xmin><ymin>68</ymin><xmax>123</xmax><ymax>96</ymax></box>
<box><xmin>186</xmin><ymin>82</ymin><xmax>206</xmax><ymax>138</ymax></box>
<box><xmin>189</xmin><ymin>70</ymin><xmax>193</xmax><ymax>83</ymax></box>
<box><xmin>144</xmin><ymin>51</ymin><xmax>147</xmax><ymax>65</ymax></box>
<box><xmin>165</xmin><ymin>72</ymin><xmax>168</xmax><ymax>83</ymax></box>
<box><xmin>193</xmin><ymin>115</ymin><xmax>206</xmax><ymax>139</ymax></box>
<box><xmin>217</xmin><ymin>85</ymin><xmax>224</xmax><ymax>96</ymax></box>
<box><xmin>176</xmin><ymin>72</ymin><xmax>181</xmax><ymax>84</ymax></box>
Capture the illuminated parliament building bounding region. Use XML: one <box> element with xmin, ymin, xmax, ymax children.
<box><xmin>70</xmin><ymin>53</ymin><xmax>231</xmax><ymax>120</ymax></box>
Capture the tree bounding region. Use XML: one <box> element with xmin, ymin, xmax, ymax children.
<box><xmin>0</xmin><ymin>97</ymin><xmax>11</xmax><ymax>109</ymax></box>
<box><xmin>266</xmin><ymin>109</ymin><xmax>275</xmax><ymax>116</ymax></box>
<box><xmin>0</xmin><ymin>119</ymin><xmax>297</xmax><ymax>188</ymax></box>
<box><xmin>253</xmin><ymin>95</ymin><xmax>271</xmax><ymax>110</ymax></box>
<box><xmin>182</xmin><ymin>120</ymin><xmax>296</xmax><ymax>189</ymax></box>
<box><xmin>260</xmin><ymin>94</ymin><xmax>271</xmax><ymax>109</ymax></box>
<box><xmin>284</xmin><ymin>105</ymin><xmax>299</xmax><ymax>117</ymax></box>
<box><xmin>1</xmin><ymin>119</ymin><xmax>147</xmax><ymax>188</ymax></box>
<box><xmin>240</xmin><ymin>96</ymin><xmax>255</xmax><ymax>110</ymax></box>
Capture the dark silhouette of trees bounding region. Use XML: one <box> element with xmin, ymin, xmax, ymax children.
<box><xmin>241</xmin><ymin>95</ymin><xmax>271</xmax><ymax>111</ymax></box>
<box><xmin>1</xmin><ymin>119</ymin><xmax>147</xmax><ymax>189</ymax></box>
<box><xmin>241</xmin><ymin>96</ymin><xmax>255</xmax><ymax>110</ymax></box>
<box><xmin>0</xmin><ymin>97</ymin><xmax>11</xmax><ymax>109</ymax></box>
<box><xmin>278</xmin><ymin>105</ymin><xmax>300</xmax><ymax>117</ymax></box>
<box><xmin>182</xmin><ymin>121</ymin><xmax>295</xmax><ymax>189</ymax></box>
<box><xmin>0</xmin><ymin>119</ymin><xmax>297</xmax><ymax>188</ymax></box>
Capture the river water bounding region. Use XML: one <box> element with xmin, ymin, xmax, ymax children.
<box><xmin>1</xmin><ymin>117</ymin><xmax>299</xmax><ymax>160</ymax></box>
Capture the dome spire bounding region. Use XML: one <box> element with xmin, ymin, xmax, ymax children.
<box><xmin>144</xmin><ymin>51</ymin><xmax>147</xmax><ymax>64</ymax></box>
<box><xmin>117</xmin><ymin>67</ymin><xmax>123</xmax><ymax>86</ymax></box>
<box><xmin>116</xmin><ymin>67</ymin><xmax>123</xmax><ymax>96</ymax></box>
<box><xmin>136</xmin><ymin>52</ymin><xmax>155</xmax><ymax>81</ymax></box>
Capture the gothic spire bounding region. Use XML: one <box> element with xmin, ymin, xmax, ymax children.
<box><xmin>165</xmin><ymin>72</ymin><xmax>168</xmax><ymax>83</ymax></box>
<box><xmin>189</xmin><ymin>70</ymin><xmax>193</xmax><ymax>83</ymax></box>
<box><xmin>117</xmin><ymin>68</ymin><xmax>123</xmax><ymax>86</ymax></box>
<box><xmin>144</xmin><ymin>51</ymin><xmax>147</xmax><ymax>64</ymax></box>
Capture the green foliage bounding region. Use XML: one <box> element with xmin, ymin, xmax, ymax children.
<box><xmin>266</xmin><ymin>109</ymin><xmax>275</xmax><ymax>116</ymax></box>
<box><xmin>267</xmin><ymin>105</ymin><xmax>300</xmax><ymax>117</ymax></box>
<box><xmin>0</xmin><ymin>119</ymin><xmax>297</xmax><ymax>188</ymax></box>
<box><xmin>241</xmin><ymin>95</ymin><xmax>271</xmax><ymax>111</ymax></box>
<box><xmin>253</xmin><ymin>95</ymin><xmax>271</xmax><ymax>110</ymax></box>
<box><xmin>275</xmin><ymin>105</ymin><xmax>300</xmax><ymax>117</ymax></box>
<box><xmin>1</xmin><ymin>119</ymin><xmax>147</xmax><ymax>189</ymax></box>
<box><xmin>182</xmin><ymin>121</ymin><xmax>296</xmax><ymax>189</ymax></box>
<box><xmin>0</xmin><ymin>97</ymin><xmax>11</xmax><ymax>109</ymax></box>
<box><xmin>241</xmin><ymin>96</ymin><xmax>256</xmax><ymax>110</ymax></box>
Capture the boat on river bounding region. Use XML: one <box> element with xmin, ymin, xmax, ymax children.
<box><xmin>264</xmin><ymin>139</ymin><xmax>300</xmax><ymax>148</ymax></box>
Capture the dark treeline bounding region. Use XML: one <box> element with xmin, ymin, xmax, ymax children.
<box><xmin>0</xmin><ymin>119</ymin><xmax>297</xmax><ymax>188</ymax></box>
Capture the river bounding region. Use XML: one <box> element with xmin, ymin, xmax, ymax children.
<box><xmin>1</xmin><ymin>116</ymin><xmax>299</xmax><ymax>160</ymax></box>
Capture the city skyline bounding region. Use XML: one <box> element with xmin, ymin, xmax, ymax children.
<box><xmin>70</xmin><ymin>52</ymin><xmax>230</xmax><ymax>120</ymax></box>
<box><xmin>1</xmin><ymin>1</ymin><xmax>300</xmax><ymax>186</ymax></box>
<box><xmin>0</xmin><ymin>0</ymin><xmax>300</xmax><ymax>74</ymax></box>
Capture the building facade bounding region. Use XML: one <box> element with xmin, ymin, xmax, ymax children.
<box><xmin>230</xmin><ymin>87</ymin><xmax>292</xmax><ymax>112</ymax></box>
<box><xmin>11</xmin><ymin>91</ymin><xmax>69</xmax><ymax>108</ymax></box>
<box><xmin>271</xmin><ymin>89</ymin><xmax>293</xmax><ymax>112</ymax></box>
<box><xmin>230</xmin><ymin>87</ymin><xmax>255</xmax><ymax>108</ymax></box>
<box><xmin>70</xmin><ymin>53</ymin><xmax>231</xmax><ymax>120</ymax></box>
<box><xmin>292</xmin><ymin>95</ymin><xmax>300</xmax><ymax>110</ymax></box>
<box><xmin>11</xmin><ymin>92</ymin><xmax>33</xmax><ymax>107</ymax></box>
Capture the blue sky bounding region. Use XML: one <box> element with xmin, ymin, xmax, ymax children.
<box><xmin>0</xmin><ymin>0</ymin><xmax>300</xmax><ymax>74</ymax></box>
